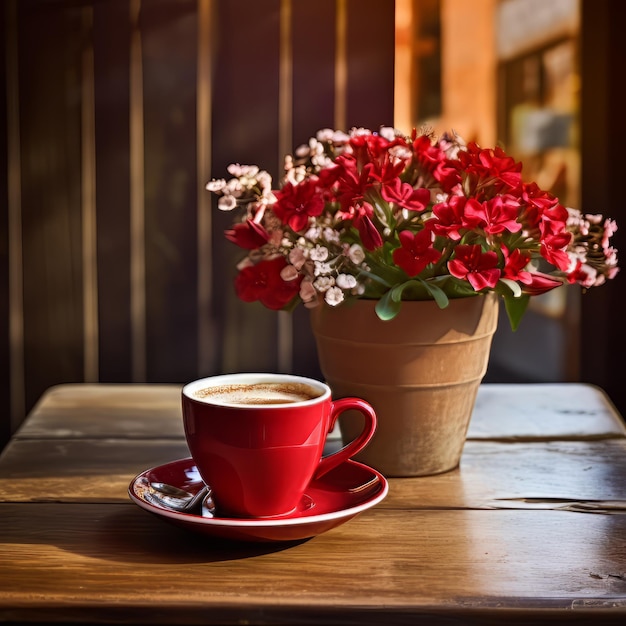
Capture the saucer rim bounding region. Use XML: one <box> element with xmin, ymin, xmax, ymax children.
<box><xmin>128</xmin><ymin>457</ymin><xmax>388</xmax><ymax>528</ymax></box>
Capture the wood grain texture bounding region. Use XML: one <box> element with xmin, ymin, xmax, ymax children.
<box><xmin>468</xmin><ymin>384</ymin><xmax>626</xmax><ymax>439</ymax></box>
<box><xmin>14</xmin><ymin>384</ymin><xmax>184</xmax><ymax>439</ymax></box>
<box><xmin>3</xmin><ymin>436</ymin><xmax>626</xmax><ymax>513</ymax></box>
<box><xmin>17</xmin><ymin>382</ymin><xmax>625</xmax><ymax>440</ymax></box>
<box><xmin>1</xmin><ymin>504</ymin><xmax>626</xmax><ymax>624</ymax></box>
<box><xmin>1</xmin><ymin>0</ymin><xmax>400</xmax><ymax>444</ymax></box>
<box><xmin>1</xmin><ymin>383</ymin><xmax>625</xmax><ymax>624</ymax></box>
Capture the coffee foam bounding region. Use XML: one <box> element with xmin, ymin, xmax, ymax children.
<box><xmin>194</xmin><ymin>382</ymin><xmax>321</xmax><ymax>405</ymax></box>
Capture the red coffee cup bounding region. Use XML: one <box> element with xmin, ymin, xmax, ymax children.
<box><xmin>181</xmin><ymin>373</ymin><xmax>377</xmax><ymax>518</ymax></box>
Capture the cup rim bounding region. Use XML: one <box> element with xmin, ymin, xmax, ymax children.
<box><xmin>181</xmin><ymin>373</ymin><xmax>331</xmax><ymax>408</ymax></box>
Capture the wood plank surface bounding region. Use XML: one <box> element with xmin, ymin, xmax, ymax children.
<box><xmin>3</xmin><ymin>437</ymin><xmax>626</xmax><ymax>513</ymax></box>
<box><xmin>16</xmin><ymin>383</ymin><xmax>626</xmax><ymax>441</ymax></box>
<box><xmin>468</xmin><ymin>384</ymin><xmax>626</xmax><ymax>439</ymax></box>
<box><xmin>13</xmin><ymin>384</ymin><xmax>184</xmax><ymax>439</ymax></box>
<box><xmin>1</xmin><ymin>382</ymin><xmax>626</xmax><ymax>624</ymax></box>
<box><xmin>1</xmin><ymin>504</ymin><xmax>626</xmax><ymax>624</ymax></box>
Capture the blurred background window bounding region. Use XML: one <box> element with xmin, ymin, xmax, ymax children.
<box><xmin>395</xmin><ymin>0</ymin><xmax>581</xmax><ymax>383</ymax></box>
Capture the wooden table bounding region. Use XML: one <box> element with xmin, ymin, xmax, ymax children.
<box><xmin>1</xmin><ymin>383</ymin><xmax>626</xmax><ymax>625</ymax></box>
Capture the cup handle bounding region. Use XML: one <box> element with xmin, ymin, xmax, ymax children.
<box><xmin>314</xmin><ymin>397</ymin><xmax>377</xmax><ymax>479</ymax></box>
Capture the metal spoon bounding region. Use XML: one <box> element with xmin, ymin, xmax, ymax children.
<box><xmin>147</xmin><ymin>482</ymin><xmax>211</xmax><ymax>513</ymax></box>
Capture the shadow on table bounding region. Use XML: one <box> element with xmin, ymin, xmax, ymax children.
<box><xmin>96</xmin><ymin>506</ymin><xmax>310</xmax><ymax>563</ymax></box>
<box><xmin>1</xmin><ymin>503</ymin><xmax>309</xmax><ymax>565</ymax></box>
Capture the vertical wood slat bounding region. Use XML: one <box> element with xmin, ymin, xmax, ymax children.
<box><xmin>81</xmin><ymin>4</ymin><xmax>98</xmax><ymax>383</ymax></box>
<box><xmin>211</xmin><ymin>0</ymin><xmax>281</xmax><ymax>374</ymax></box>
<box><xmin>93</xmin><ymin>0</ymin><xmax>133</xmax><ymax>383</ymax></box>
<box><xmin>335</xmin><ymin>0</ymin><xmax>347</xmax><ymax>131</ymax></box>
<box><xmin>18</xmin><ymin>0</ymin><xmax>84</xmax><ymax>414</ymax></box>
<box><xmin>345</xmin><ymin>0</ymin><xmax>396</xmax><ymax>129</ymax></box>
<box><xmin>129</xmin><ymin>0</ymin><xmax>146</xmax><ymax>382</ymax></box>
<box><xmin>196</xmin><ymin>0</ymin><xmax>215</xmax><ymax>376</ymax></box>
<box><xmin>1</xmin><ymin>0</ymin><xmax>399</xmax><ymax>445</ymax></box>
<box><xmin>277</xmin><ymin>0</ymin><xmax>293</xmax><ymax>373</ymax></box>
<box><xmin>290</xmin><ymin>0</ymin><xmax>336</xmax><ymax>379</ymax></box>
<box><xmin>580</xmin><ymin>0</ymin><xmax>626</xmax><ymax>420</ymax></box>
<box><xmin>5</xmin><ymin>0</ymin><xmax>25</xmax><ymax>434</ymax></box>
<box><xmin>141</xmin><ymin>0</ymin><xmax>199</xmax><ymax>383</ymax></box>
<box><xmin>0</xmin><ymin>2</ymin><xmax>10</xmax><ymax>449</ymax></box>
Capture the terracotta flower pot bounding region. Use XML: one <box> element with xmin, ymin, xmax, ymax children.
<box><xmin>310</xmin><ymin>293</ymin><xmax>499</xmax><ymax>477</ymax></box>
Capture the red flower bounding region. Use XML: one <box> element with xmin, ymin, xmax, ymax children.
<box><xmin>502</xmin><ymin>247</ymin><xmax>533</xmax><ymax>284</ymax></box>
<box><xmin>540</xmin><ymin>231</ymin><xmax>571</xmax><ymax>271</ymax></box>
<box><xmin>354</xmin><ymin>205</ymin><xmax>383</xmax><ymax>250</ymax></box>
<box><xmin>333</xmin><ymin>154</ymin><xmax>373</xmax><ymax>211</ymax></box>
<box><xmin>521</xmin><ymin>271</ymin><xmax>564</xmax><ymax>295</ymax></box>
<box><xmin>412</xmin><ymin>134</ymin><xmax>459</xmax><ymax>188</ymax></box>
<box><xmin>539</xmin><ymin>204</ymin><xmax>570</xmax><ymax>237</ymax></box>
<box><xmin>381</xmin><ymin>178</ymin><xmax>430</xmax><ymax>212</ymax></box>
<box><xmin>448</xmin><ymin>244</ymin><xmax>500</xmax><ymax>291</ymax></box>
<box><xmin>273</xmin><ymin>179</ymin><xmax>324</xmax><ymax>232</ymax></box>
<box><xmin>392</xmin><ymin>229</ymin><xmax>442</xmax><ymax>277</ymax></box>
<box><xmin>224</xmin><ymin>220</ymin><xmax>270</xmax><ymax>249</ymax></box>
<box><xmin>234</xmin><ymin>257</ymin><xmax>302</xmax><ymax>310</ymax></box>
<box><xmin>455</xmin><ymin>142</ymin><xmax>522</xmax><ymax>197</ymax></box>
<box><xmin>430</xmin><ymin>196</ymin><xmax>480</xmax><ymax>240</ymax></box>
<box><xmin>464</xmin><ymin>195</ymin><xmax>522</xmax><ymax>236</ymax></box>
<box><xmin>520</xmin><ymin>182</ymin><xmax>560</xmax><ymax>228</ymax></box>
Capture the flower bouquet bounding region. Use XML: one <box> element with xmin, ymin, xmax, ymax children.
<box><xmin>207</xmin><ymin>126</ymin><xmax>618</xmax><ymax>330</ymax></box>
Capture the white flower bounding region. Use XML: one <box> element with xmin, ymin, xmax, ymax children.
<box><xmin>310</xmin><ymin>245</ymin><xmax>329</xmax><ymax>262</ymax></box>
<box><xmin>350</xmin><ymin>127</ymin><xmax>372</xmax><ymax>138</ymax></box>
<box><xmin>224</xmin><ymin>178</ymin><xmax>244</xmax><ymax>197</ymax></box>
<box><xmin>256</xmin><ymin>170</ymin><xmax>273</xmax><ymax>191</ymax></box>
<box><xmin>314</xmin><ymin>276</ymin><xmax>335</xmax><ymax>292</ymax></box>
<box><xmin>331</xmin><ymin>130</ymin><xmax>350</xmax><ymax>144</ymax></box>
<box><xmin>206</xmin><ymin>179</ymin><xmax>226</xmax><ymax>193</ymax></box>
<box><xmin>305</xmin><ymin>225</ymin><xmax>322</xmax><ymax>241</ymax></box>
<box><xmin>347</xmin><ymin>243</ymin><xmax>365</xmax><ymax>264</ymax></box>
<box><xmin>336</xmin><ymin>273</ymin><xmax>357</xmax><ymax>289</ymax></box>
<box><xmin>379</xmin><ymin>126</ymin><xmax>399</xmax><ymax>141</ymax></box>
<box><xmin>285</xmin><ymin>164</ymin><xmax>308</xmax><ymax>185</ymax></box>
<box><xmin>323</xmin><ymin>227</ymin><xmax>340</xmax><ymax>244</ymax></box>
<box><xmin>314</xmin><ymin>260</ymin><xmax>332</xmax><ymax>276</ymax></box>
<box><xmin>316</xmin><ymin>128</ymin><xmax>335</xmax><ymax>142</ymax></box>
<box><xmin>311</xmin><ymin>153</ymin><xmax>333</xmax><ymax>169</ymax></box>
<box><xmin>324</xmin><ymin>286</ymin><xmax>345</xmax><ymax>306</ymax></box>
<box><xmin>389</xmin><ymin>144</ymin><xmax>412</xmax><ymax>160</ymax></box>
<box><xmin>217</xmin><ymin>195</ymin><xmax>237</xmax><ymax>211</ymax></box>
<box><xmin>227</xmin><ymin>163</ymin><xmax>259</xmax><ymax>178</ymax></box>
<box><xmin>295</xmin><ymin>143</ymin><xmax>310</xmax><ymax>157</ymax></box>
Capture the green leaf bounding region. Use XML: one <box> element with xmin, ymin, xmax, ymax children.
<box><xmin>503</xmin><ymin>293</ymin><xmax>530</xmax><ymax>331</ymax></box>
<box><xmin>498</xmin><ymin>278</ymin><xmax>522</xmax><ymax>298</ymax></box>
<box><xmin>375</xmin><ymin>289</ymin><xmax>402</xmax><ymax>320</ymax></box>
<box><xmin>419</xmin><ymin>279</ymin><xmax>450</xmax><ymax>309</ymax></box>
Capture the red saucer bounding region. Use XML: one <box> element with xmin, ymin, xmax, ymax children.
<box><xmin>128</xmin><ymin>457</ymin><xmax>388</xmax><ymax>542</ymax></box>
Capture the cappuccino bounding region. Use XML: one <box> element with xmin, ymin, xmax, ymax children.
<box><xmin>194</xmin><ymin>381</ymin><xmax>321</xmax><ymax>405</ymax></box>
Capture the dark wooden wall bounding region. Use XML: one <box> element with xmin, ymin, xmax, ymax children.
<box><xmin>0</xmin><ymin>0</ymin><xmax>395</xmax><ymax>447</ymax></box>
<box><xmin>579</xmin><ymin>0</ymin><xmax>626</xmax><ymax>420</ymax></box>
<box><xmin>2</xmin><ymin>0</ymin><xmax>625</xmax><ymax>451</ymax></box>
